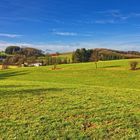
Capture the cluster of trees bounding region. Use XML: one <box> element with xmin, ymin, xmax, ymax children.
<box><xmin>2</xmin><ymin>54</ymin><xmax>71</xmax><ymax>67</ymax></box>
<box><xmin>5</xmin><ymin>46</ymin><xmax>21</xmax><ymax>54</ymax></box>
<box><xmin>72</xmin><ymin>48</ymin><xmax>140</xmax><ymax>63</ymax></box>
<box><xmin>5</xmin><ymin>46</ymin><xmax>43</xmax><ymax>57</ymax></box>
<box><xmin>99</xmin><ymin>54</ymin><xmax>124</xmax><ymax>61</ymax></box>
<box><xmin>2</xmin><ymin>46</ymin><xmax>140</xmax><ymax>69</ymax></box>
<box><xmin>2</xmin><ymin>46</ymin><xmax>44</xmax><ymax>68</ymax></box>
<box><xmin>72</xmin><ymin>48</ymin><xmax>93</xmax><ymax>63</ymax></box>
<box><xmin>3</xmin><ymin>55</ymin><xmax>26</xmax><ymax>65</ymax></box>
<box><xmin>3</xmin><ymin>46</ymin><xmax>72</xmax><ymax>67</ymax></box>
<box><xmin>72</xmin><ymin>48</ymin><xmax>101</xmax><ymax>63</ymax></box>
<box><xmin>44</xmin><ymin>56</ymin><xmax>71</xmax><ymax>65</ymax></box>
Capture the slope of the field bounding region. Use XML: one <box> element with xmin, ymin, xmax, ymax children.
<box><xmin>59</xmin><ymin>52</ymin><xmax>72</xmax><ymax>59</ymax></box>
<box><xmin>0</xmin><ymin>59</ymin><xmax>140</xmax><ymax>139</ymax></box>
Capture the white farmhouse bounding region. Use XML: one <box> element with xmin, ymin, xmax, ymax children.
<box><xmin>29</xmin><ymin>63</ymin><xmax>42</xmax><ymax>67</ymax></box>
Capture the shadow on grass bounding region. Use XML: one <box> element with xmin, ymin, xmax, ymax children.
<box><xmin>0</xmin><ymin>70</ymin><xmax>29</xmax><ymax>80</ymax></box>
<box><xmin>130</xmin><ymin>68</ymin><xmax>140</xmax><ymax>71</ymax></box>
<box><xmin>22</xmin><ymin>88</ymin><xmax>65</xmax><ymax>95</ymax></box>
<box><xmin>0</xmin><ymin>87</ymin><xmax>73</xmax><ymax>97</ymax></box>
<box><xmin>0</xmin><ymin>85</ymin><xmax>34</xmax><ymax>88</ymax></box>
<box><xmin>136</xmin><ymin>67</ymin><xmax>140</xmax><ymax>70</ymax></box>
<box><xmin>102</xmin><ymin>65</ymin><xmax>121</xmax><ymax>68</ymax></box>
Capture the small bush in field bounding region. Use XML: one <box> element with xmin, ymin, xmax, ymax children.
<box><xmin>130</xmin><ymin>61</ymin><xmax>139</xmax><ymax>70</ymax></box>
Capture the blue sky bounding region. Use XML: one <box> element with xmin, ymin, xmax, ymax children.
<box><xmin>0</xmin><ymin>0</ymin><xmax>140</xmax><ymax>52</ymax></box>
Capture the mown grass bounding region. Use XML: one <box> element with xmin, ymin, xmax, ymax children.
<box><xmin>0</xmin><ymin>59</ymin><xmax>140</xmax><ymax>139</ymax></box>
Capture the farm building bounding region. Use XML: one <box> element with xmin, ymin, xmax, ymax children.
<box><xmin>22</xmin><ymin>62</ymin><xmax>42</xmax><ymax>67</ymax></box>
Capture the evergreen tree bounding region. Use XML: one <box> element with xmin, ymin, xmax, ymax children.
<box><xmin>72</xmin><ymin>49</ymin><xmax>82</xmax><ymax>63</ymax></box>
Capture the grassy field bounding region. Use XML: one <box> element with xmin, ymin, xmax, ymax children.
<box><xmin>0</xmin><ymin>59</ymin><xmax>140</xmax><ymax>139</ymax></box>
<box><xmin>53</xmin><ymin>52</ymin><xmax>73</xmax><ymax>62</ymax></box>
<box><xmin>59</xmin><ymin>52</ymin><xmax>72</xmax><ymax>59</ymax></box>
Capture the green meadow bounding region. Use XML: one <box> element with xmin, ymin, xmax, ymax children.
<box><xmin>0</xmin><ymin>59</ymin><xmax>140</xmax><ymax>139</ymax></box>
<box><xmin>59</xmin><ymin>52</ymin><xmax>72</xmax><ymax>60</ymax></box>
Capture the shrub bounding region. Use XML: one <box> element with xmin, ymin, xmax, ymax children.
<box><xmin>130</xmin><ymin>61</ymin><xmax>139</xmax><ymax>70</ymax></box>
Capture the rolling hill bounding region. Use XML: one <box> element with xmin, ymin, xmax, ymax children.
<box><xmin>59</xmin><ymin>48</ymin><xmax>140</xmax><ymax>62</ymax></box>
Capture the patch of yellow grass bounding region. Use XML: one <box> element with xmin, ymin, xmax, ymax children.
<box><xmin>0</xmin><ymin>65</ymin><xmax>18</xmax><ymax>70</ymax></box>
<box><xmin>104</xmin><ymin>67</ymin><xmax>127</xmax><ymax>71</ymax></box>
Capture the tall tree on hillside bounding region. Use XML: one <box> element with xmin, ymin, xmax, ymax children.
<box><xmin>72</xmin><ymin>49</ymin><xmax>82</xmax><ymax>63</ymax></box>
<box><xmin>80</xmin><ymin>48</ymin><xmax>87</xmax><ymax>62</ymax></box>
<box><xmin>72</xmin><ymin>48</ymin><xmax>93</xmax><ymax>63</ymax></box>
<box><xmin>86</xmin><ymin>49</ymin><xmax>93</xmax><ymax>61</ymax></box>
<box><xmin>90</xmin><ymin>50</ymin><xmax>100</xmax><ymax>69</ymax></box>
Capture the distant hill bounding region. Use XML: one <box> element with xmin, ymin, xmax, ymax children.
<box><xmin>94</xmin><ymin>48</ymin><xmax>140</xmax><ymax>60</ymax></box>
<box><xmin>59</xmin><ymin>48</ymin><xmax>140</xmax><ymax>61</ymax></box>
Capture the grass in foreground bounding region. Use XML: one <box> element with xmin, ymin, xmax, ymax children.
<box><xmin>0</xmin><ymin>59</ymin><xmax>140</xmax><ymax>139</ymax></box>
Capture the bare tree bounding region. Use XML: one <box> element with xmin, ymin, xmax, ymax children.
<box><xmin>52</xmin><ymin>57</ymin><xmax>57</xmax><ymax>70</ymax></box>
<box><xmin>90</xmin><ymin>50</ymin><xmax>100</xmax><ymax>69</ymax></box>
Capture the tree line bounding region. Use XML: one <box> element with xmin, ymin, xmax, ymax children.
<box><xmin>5</xmin><ymin>46</ymin><xmax>43</xmax><ymax>57</ymax></box>
<box><xmin>2</xmin><ymin>46</ymin><xmax>140</xmax><ymax>68</ymax></box>
<box><xmin>2</xmin><ymin>46</ymin><xmax>71</xmax><ymax>67</ymax></box>
<box><xmin>72</xmin><ymin>48</ymin><xmax>140</xmax><ymax>63</ymax></box>
<box><xmin>2</xmin><ymin>54</ymin><xmax>71</xmax><ymax>66</ymax></box>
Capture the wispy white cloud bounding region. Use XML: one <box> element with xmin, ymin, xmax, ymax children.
<box><xmin>133</xmin><ymin>24</ymin><xmax>140</xmax><ymax>29</ymax></box>
<box><xmin>51</xmin><ymin>29</ymin><xmax>93</xmax><ymax>37</ymax></box>
<box><xmin>94</xmin><ymin>10</ymin><xmax>140</xmax><ymax>24</ymax></box>
<box><xmin>0</xmin><ymin>33</ymin><xmax>22</xmax><ymax>38</ymax></box>
<box><xmin>0</xmin><ymin>40</ymin><xmax>140</xmax><ymax>52</ymax></box>
<box><xmin>131</xmin><ymin>13</ymin><xmax>140</xmax><ymax>17</ymax></box>
<box><xmin>96</xmin><ymin>10</ymin><xmax>129</xmax><ymax>20</ymax></box>
<box><xmin>0</xmin><ymin>41</ymin><xmax>73</xmax><ymax>52</ymax></box>
<box><xmin>0</xmin><ymin>16</ymin><xmax>63</xmax><ymax>24</ymax></box>
<box><xmin>53</xmin><ymin>31</ymin><xmax>78</xmax><ymax>36</ymax></box>
<box><xmin>95</xmin><ymin>19</ymin><xmax>117</xmax><ymax>24</ymax></box>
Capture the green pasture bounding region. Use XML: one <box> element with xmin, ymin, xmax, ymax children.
<box><xmin>59</xmin><ymin>52</ymin><xmax>72</xmax><ymax>59</ymax></box>
<box><xmin>0</xmin><ymin>59</ymin><xmax>140</xmax><ymax>139</ymax></box>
